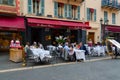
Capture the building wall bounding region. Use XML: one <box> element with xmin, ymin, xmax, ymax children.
<box><xmin>44</xmin><ymin>0</ymin><xmax>54</xmax><ymax>17</ymax></box>
<box><xmin>0</xmin><ymin>0</ymin><xmax>18</xmax><ymax>16</ymax></box>
<box><xmin>85</xmin><ymin>0</ymin><xmax>120</xmax><ymax>43</ymax></box>
<box><xmin>21</xmin><ymin>0</ymin><xmax>120</xmax><ymax>44</ymax></box>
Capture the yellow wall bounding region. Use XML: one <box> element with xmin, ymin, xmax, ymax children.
<box><xmin>85</xmin><ymin>0</ymin><xmax>120</xmax><ymax>43</ymax></box>
<box><xmin>21</xmin><ymin>0</ymin><xmax>120</xmax><ymax>43</ymax></box>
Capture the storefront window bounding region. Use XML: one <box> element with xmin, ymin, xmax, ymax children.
<box><xmin>0</xmin><ymin>32</ymin><xmax>22</xmax><ymax>51</ymax></box>
<box><xmin>1</xmin><ymin>0</ymin><xmax>15</xmax><ymax>6</ymax></box>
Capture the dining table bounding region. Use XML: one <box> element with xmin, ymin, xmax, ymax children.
<box><xmin>74</xmin><ymin>49</ymin><xmax>86</xmax><ymax>61</ymax></box>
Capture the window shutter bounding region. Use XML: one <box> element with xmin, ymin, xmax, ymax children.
<box><xmin>64</xmin><ymin>4</ymin><xmax>67</xmax><ymax>18</ymax></box>
<box><xmin>28</xmin><ymin>0</ymin><xmax>32</xmax><ymax>14</ymax></box>
<box><xmin>68</xmin><ymin>4</ymin><xmax>72</xmax><ymax>18</ymax></box>
<box><xmin>54</xmin><ymin>2</ymin><xmax>58</xmax><ymax>17</ymax></box>
<box><xmin>104</xmin><ymin>11</ymin><xmax>108</xmax><ymax>22</ymax></box>
<box><xmin>87</xmin><ymin>8</ymin><xmax>90</xmax><ymax>21</ymax></box>
<box><xmin>94</xmin><ymin>9</ymin><xmax>96</xmax><ymax>21</ymax></box>
<box><xmin>0</xmin><ymin>0</ymin><xmax>2</xmax><ymax>4</ymax></box>
<box><xmin>112</xmin><ymin>13</ymin><xmax>116</xmax><ymax>24</ymax></box>
<box><xmin>41</xmin><ymin>0</ymin><xmax>44</xmax><ymax>15</ymax></box>
<box><xmin>77</xmin><ymin>6</ymin><xmax>80</xmax><ymax>20</ymax></box>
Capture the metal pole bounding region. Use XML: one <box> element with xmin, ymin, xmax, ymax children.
<box><xmin>100</xmin><ymin>24</ymin><xmax>102</xmax><ymax>42</ymax></box>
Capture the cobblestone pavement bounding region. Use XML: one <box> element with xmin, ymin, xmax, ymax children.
<box><xmin>0</xmin><ymin>52</ymin><xmax>112</xmax><ymax>70</ymax></box>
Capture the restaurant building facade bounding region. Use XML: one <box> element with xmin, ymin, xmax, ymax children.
<box><xmin>1</xmin><ymin>0</ymin><xmax>120</xmax><ymax>51</ymax></box>
<box><xmin>22</xmin><ymin>0</ymin><xmax>91</xmax><ymax>46</ymax></box>
<box><xmin>21</xmin><ymin>0</ymin><xmax>120</xmax><ymax>45</ymax></box>
<box><xmin>0</xmin><ymin>0</ymin><xmax>25</xmax><ymax>51</ymax></box>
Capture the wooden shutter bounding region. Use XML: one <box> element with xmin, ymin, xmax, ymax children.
<box><xmin>28</xmin><ymin>0</ymin><xmax>32</xmax><ymax>14</ymax></box>
<box><xmin>112</xmin><ymin>13</ymin><xmax>116</xmax><ymax>24</ymax></box>
<box><xmin>68</xmin><ymin>4</ymin><xmax>72</xmax><ymax>18</ymax></box>
<box><xmin>94</xmin><ymin>9</ymin><xmax>96</xmax><ymax>21</ymax></box>
<box><xmin>64</xmin><ymin>4</ymin><xmax>67</xmax><ymax>18</ymax></box>
<box><xmin>104</xmin><ymin>11</ymin><xmax>108</xmax><ymax>22</ymax></box>
<box><xmin>54</xmin><ymin>2</ymin><xmax>58</xmax><ymax>17</ymax></box>
<box><xmin>87</xmin><ymin>8</ymin><xmax>90</xmax><ymax>21</ymax></box>
<box><xmin>41</xmin><ymin>0</ymin><xmax>44</xmax><ymax>15</ymax></box>
<box><xmin>77</xmin><ymin>6</ymin><xmax>80</xmax><ymax>20</ymax></box>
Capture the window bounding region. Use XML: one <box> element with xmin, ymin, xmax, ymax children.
<box><xmin>104</xmin><ymin>11</ymin><xmax>108</xmax><ymax>22</ymax></box>
<box><xmin>71</xmin><ymin>6</ymin><xmax>80</xmax><ymax>20</ymax></box>
<box><xmin>0</xmin><ymin>0</ymin><xmax>15</xmax><ymax>6</ymax></box>
<box><xmin>58</xmin><ymin>3</ymin><xmax>64</xmax><ymax>18</ymax></box>
<box><xmin>33</xmin><ymin>0</ymin><xmax>40</xmax><ymax>13</ymax></box>
<box><xmin>54</xmin><ymin>2</ymin><xmax>80</xmax><ymax>20</ymax></box>
<box><xmin>28</xmin><ymin>0</ymin><xmax>44</xmax><ymax>15</ymax></box>
<box><xmin>87</xmin><ymin>8</ymin><xmax>96</xmax><ymax>21</ymax></box>
<box><xmin>3</xmin><ymin>0</ymin><xmax>8</xmax><ymax>4</ymax></box>
<box><xmin>72</xmin><ymin>5</ymin><xmax>77</xmax><ymax>19</ymax></box>
<box><xmin>112</xmin><ymin>13</ymin><xmax>116</xmax><ymax>24</ymax></box>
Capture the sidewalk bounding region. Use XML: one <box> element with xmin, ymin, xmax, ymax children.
<box><xmin>0</xmin><ymin>52</ymin><xmax>111</xmax><ymax>71</ymax></box>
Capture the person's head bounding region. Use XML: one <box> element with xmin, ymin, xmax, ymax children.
<box><xmin>79</xmin><ymin>42</ymin><xmax>82</xmax><ymax>46</ymax></box>
<box><xmin>33</xmin><ymin>42</ymin><xmax>37</xmax><ymax>45</ymax></box>
<box><xmin>69</xmin><ymin>44</ymin><xmax>73</xmax><ymax>48</ymax></box>
<box><xmin>89</xmin><ymin>39</ymin><xmax>92</xmax><ymax>41</ymax></box>
<box><xmin>26</xmin><ymin>42</ymin><xmax>30</xmax><ymax>46</ymax></box>
<box><xmin>65</xmin><ymin>42</ymin><xmax>68</xmax><ymax>45</ymax></box>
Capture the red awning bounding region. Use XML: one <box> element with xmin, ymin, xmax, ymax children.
<box><xmin>27</xmin><ymin>18</ymin><xmax>91</xmax><ymax>29</ymax></box>
<box><xmin>106</xmin><ymin>26</ymin><xmax>120</xmax><ymax>32</ymax></box>
<box><xmin>0</xmin><ymin>17</ymin><xmax>25</xmax><ymax>31</ymax></box>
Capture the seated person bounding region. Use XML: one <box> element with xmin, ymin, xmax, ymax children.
<box><xmin>57</xmin><ymin>43</ymin><xmax>63</xmax><ymax>57</ymax></box>
<box><xmin>24</xmin><ymin>42</ymin><xmax>33</xmax><ymax>58</ymax></box>
<box><xmin>63</xmin><ymin>42</ymin><xmax>69</xmax><ymax>53</ymax></box>
<box><xmin>79</xmin><ymin>42</ymin><xmax>88</xmax><ymax>55</ymax></box>
<box><xmin>68</xmin><ymin>45</ymin><xmax>76</xmax><ymax>61</ymax></box>
<box><xmin>30</xmin><ymin>42</ymin><xmax>37</xmax><ymax>48</ymax></box>
<box><xmin>38</xmin><ymin>42</ymin><xmax>44</xmax><ymax>49</ymax></box>
<box><xmin>24</xmin><ymin>42</ymin><xmax>30</xmax><ymax>53</ymax></box>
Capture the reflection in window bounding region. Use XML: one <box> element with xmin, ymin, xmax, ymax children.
<box><xmin>1</xmin><ymin>0</ymin><xmax>15</xmax><ymax>6</ymax></box>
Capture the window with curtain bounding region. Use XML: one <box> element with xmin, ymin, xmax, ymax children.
<box><xmin>71</xmin><ymin>6</ymin><xmax>80</xmax><ymax>20</ymax></box>
<box><xmin>87</xmin><ymin>8</ymin><xmax>96</xmax><ymax>21</ymax></box>
<box><xmin>0</xmin><ymin>0</ymin><xmax>15</xmax><ymax>6</ymax></box>
<box><xmin>58</xmin><ymin>3</ymin><xmax>64</xmax><ymax>18</ymax></box>
<box><xmin>112</xmin><ymin>13</ymin><xmax>116</xmax><ymax>24</ymax></box>
<box><xmin>72</xmin><ymin>5</ymin><xmax>77</xmax><ymax>19</ymax></box>
<box><xmin>28</xmin><ymin>0</ymin><xmax>44</xmax><ymax>15</ymax></box>
<box><xmin>54</xmin><ymin>2</ymin><xmax>80</xmax><ymax>20</ymax></box>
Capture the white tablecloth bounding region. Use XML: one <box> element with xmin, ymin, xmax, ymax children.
<box><xmin>30</xmin><ymin>48</ymin><xmax>51</xmax><ymax>60</ymax></box>
<box><xmin>74</xmin><ymin>49</ymin><xmax>85</xmax><ymax>61</ymax></box>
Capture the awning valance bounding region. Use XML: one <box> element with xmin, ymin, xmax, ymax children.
<box><xmin>106</xmin><ymin>25</ymin><xmax>120</xmax><ymax>32</ymax></box>
<box><xmin>0</xmin><ymin>17</ymin><xmax>25</xmax><ymax>31</ymax></box>
<box><xmin>27</xmin><ymin>17</ymin><xmax>91</xmax><ymax>29</ymax></box>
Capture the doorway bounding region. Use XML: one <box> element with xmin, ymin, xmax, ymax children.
<box><xmin>31</xmin><ymin>27</ymin><xmax>42</xmax><ymax>44</ymax></box>
<box><xmin>88</xmin><ymin>32</ymin><xmax>95</xmax><ymax>44</ymax></box>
